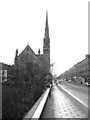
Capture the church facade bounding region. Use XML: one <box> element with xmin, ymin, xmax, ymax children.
<box><xmin>14</xmin><ymin>12</ymin><xmax>50</xmax><ymax>73</ymax></box>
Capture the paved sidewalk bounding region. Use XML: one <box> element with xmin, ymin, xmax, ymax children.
<box><xmin>41</xmin><ymin>88</ymin><xmax>55</xmax><ymax>118</ymax></box>
<box><xmin>42</xmin><ymin>85</ymin><xmax>88</xmax><ymax>118</ymax></box>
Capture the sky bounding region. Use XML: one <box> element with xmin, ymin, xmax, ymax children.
<box><xmin>0</xmin><ymin>0</ymin><xmax>89</xmax><ymax>76</ymax></box>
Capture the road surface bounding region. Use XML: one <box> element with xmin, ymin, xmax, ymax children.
<box><xmin>41</xmin><ymin>81</ymin><xmax>89</xmax><ymax>118</ymax></box>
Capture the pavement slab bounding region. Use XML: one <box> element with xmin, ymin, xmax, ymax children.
<box><xmin>41</xmin><ymin>85</ymin><xmax>88</xmax><ymax>118</ymax></box>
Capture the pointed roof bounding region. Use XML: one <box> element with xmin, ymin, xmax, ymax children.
<box><xmin>45</xmin><ymin>11</ymin><xmax>49</xmax><ymax>30</ymax></box>
<box><xmin>44</xmin><ymin>11</ymin><xmax>49</xmax><ymax>39</ymax></box>
<box><xmin>19</xmin><ymin>44</ymin><xmax>36</xmax><ymax>58</ymax></box>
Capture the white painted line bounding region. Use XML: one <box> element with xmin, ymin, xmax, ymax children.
<box><xmin>31</xmin><ymin>88</ymin><xmax>50</xmax><ymax>119</ymax></box>
<box><xmin>59</xmin><ymin>85</ymin><xmax>88</xmax><ymax>108</ymax></box>
<box><xmin>23</xmin><ymin>91</ymin><xmax>45</xmax><ymax>119</ymax></box>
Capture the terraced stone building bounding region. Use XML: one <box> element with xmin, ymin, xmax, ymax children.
<box><xmin>59</xmin><ymin>54</ymin><xmax>90</xmax><ymax>82</ymax></box>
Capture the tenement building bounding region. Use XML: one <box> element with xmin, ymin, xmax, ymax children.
<box><xmin>14</xmin><ymin>12</ymin><xmax>50</xmax><ymax>74</ymax></box>
<box><xmin>75</xmin><ymin>54</ymin><xmax>90</xmax><ymax>79</ymax></box>
<box><xmin>59</xmin><ymin>54</ymin><xmax>90</xmax><ymax>81</ymax></box>
<box><xmin>0</xmin><ymin>63</ymin><xmax>7</xmax><ymax>82</ymax></box>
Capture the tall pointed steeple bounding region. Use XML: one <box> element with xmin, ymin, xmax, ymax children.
<box><xmin>45</xmin><ymin>11</ymin><xmax>49</xmax><ymax>30</ymax></box>
<box><xmin>44</xmin><ymin>11</ymin><xmax>49</xmax><ymax>38</ymax></box>
<box><xmin>43</xmin><ymin>11</ymin><xmax>50</xmax><ymax>67</ymax></box>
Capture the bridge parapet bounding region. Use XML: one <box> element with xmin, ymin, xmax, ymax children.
<box><xmin>23</xmin><ymin>88</ymin><xmax>50</xmax><ymax>119</ymax></box>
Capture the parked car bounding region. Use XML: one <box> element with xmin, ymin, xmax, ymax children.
<box><xmin>56</xmin><ymin>82</ymin><xmax>58</xmax><ymax>85</ymax></box>
<box><xmin>68</xmin><ymin>79</ymin><xmax>72</xmax><ymax>83</ymax></box>
<box><xmin>85</xmin><ymin>81</ymin><xmax>90</xmax><ymax>86</ymax></box>
<box><xmin>78</xmin><ymin>77</ymin><xmax>85</xmax><ymax>84</ymax></box>
<box><xmin>59</xmin><ymin>80</ymin><xmax>61</xmax><ymax>83</ymax></box>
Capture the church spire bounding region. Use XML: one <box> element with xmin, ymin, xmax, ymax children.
<box><xmin>43</xmin><ymin>11</ymin><xmax>50</xmax><ymax>55</ymax></box>
<box><xmin>44</xmin><ymin>11</ymin><xmax>49</xmax><ymax>38</ymax></box>
<box><xmin>43</xmin><ymin>11</ymin><xmax>50</xmax><ymax>69</ymax></box>
<box><xmin>45</xmin><ymin>11</ymin><xmax>49</xmax><ymax>30</ymax></box>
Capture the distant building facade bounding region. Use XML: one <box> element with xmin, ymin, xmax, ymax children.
<box><xmin>0</xmin><ymin>63</ymin><xmax>7</xmax><ymax>82</ymax></box>
<box><xmin>75</xmin><ymin>55</ymin><xmax>90</xmax><ymax>79</ymax></box>
<box><xmin>59</xmin><ymin>54</ymin><xmax>90</xmax><ymax>82</ymax></box>
<box><xmin>14</xmin><ymin>12</ymin><xmax>50</xmax><ymax>74</ymax></box>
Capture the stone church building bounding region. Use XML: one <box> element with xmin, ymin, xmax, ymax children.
<box><xmin>14</xmin><ymin>12</ymin><xmax>50</xmax><ymax>73</ymax></box>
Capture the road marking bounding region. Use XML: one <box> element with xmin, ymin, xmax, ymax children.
<box><xmin>63</xmin><ymin>81</ymin><xmax>85</xmax><ymax>89</ymax></box>
<box><xmin>54</xmin><ymin>86</ymin><xmax>87</xmax><ymax>118</ymax></box>
<box><xmin>59</xmin><ymin>84</ymin><xmax>88</xmax><ymax>108</ymax></box>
